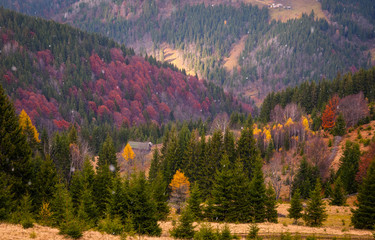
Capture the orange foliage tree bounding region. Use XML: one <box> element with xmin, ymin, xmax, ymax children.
<box><xmin>122</xmin><ymin>143</ymin><xmax>135</xmax><ymax>161</ymax></box>
<box><xmin>321</xmin><ymin>95</ymin><xmax>339</xmax><ymax>130</ymax></box>
<box><xmin>169</xmin><ymin>170</ymin><xmax>190</xmax><ymax>213</ymax></box>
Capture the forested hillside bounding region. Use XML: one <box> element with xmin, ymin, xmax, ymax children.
<box><xmin>0</xmin><ymin>0</ymin><xmax>373</xmax><ymax>101</ymax></box>
<box><xmin>0</xmin><ymin>8</ymin><xmax>248</xmax><ymax>152</ymax></box>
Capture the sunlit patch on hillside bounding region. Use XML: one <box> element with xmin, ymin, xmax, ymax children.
<box><xmin>223</xmin><ymin>35</ymin><xmax>248</xmax><ymax>72</ymax></box>
<box><xmin>160</xmin><ymin>43</ymin><xmax>196</xmax><ymax>77</ymax></box>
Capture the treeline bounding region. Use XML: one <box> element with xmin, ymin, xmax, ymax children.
<box><xmin>260</xmin><ymin>67</ymin><xmax>375</xmax><ymax>122</ymax></box>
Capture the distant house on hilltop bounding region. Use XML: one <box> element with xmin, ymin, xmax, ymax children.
<box><xmin>128</xmin><ymin>141</ymin><xmax>153</xmax><ymax>153</ymax></box>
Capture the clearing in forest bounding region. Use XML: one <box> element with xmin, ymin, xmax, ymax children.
<box><xmin>223</xmin><ymin>35</ymin><xmax>248</xmax><ymax>72</ymax></box>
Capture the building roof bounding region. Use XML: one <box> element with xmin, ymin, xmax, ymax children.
<box><xmin>128</xmin><ymin>141</ymin><xmax>152</xmax><ymax>151</ymax></box>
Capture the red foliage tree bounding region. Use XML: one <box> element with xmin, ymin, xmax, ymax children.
<box><xmin>322</xmin><ymin>95</ymin><xmax>339</xmax><ymax>130</ymax></box>
<box><xmin>356</xmin><ymin>142</ymin><xmax>375</xmax><ymax>183</ymax></box>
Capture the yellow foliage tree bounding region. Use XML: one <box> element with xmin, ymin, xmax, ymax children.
<box><xmin>122</xmin><ymin>143</ymin><xmax>135</xmax><ymax>161</ymax></box>
<box><xmin>263</xmin><ymin>127</ymin><xmax>272</xmax><ymax>142</ymax></box>
<box><xmin>19</xmin><ymin>109</ymin><xmax>40</xmax><ymax>143</ymax></box>
<box><xmin>285</xmin><ymin>117</ymin><xmax>294</xmax><ymax>127</ymax></box>
<box><xmin>169</xmin><ymin>170</ymin><xmax>190</xmax><ymax>213</ymax></box>
<box><xmin>302</xmin><ymin>116</ymin><xmax>310</xmax><ymax>131</ymax></box>
<box><xmin>253</xmin><ymin>124</ymin><xmax>262</xmax><ymax>135</ymax></box>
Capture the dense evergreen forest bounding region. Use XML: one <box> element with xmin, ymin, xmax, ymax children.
<box><xmin>0</xmin><ymin>8</ymin><xmax>250</xmax><ymax>153</ymax></box>
<box><xmin>0</xmin><ymin>0</ymin><xmax>373</xmax><ymax>98</ymax></box>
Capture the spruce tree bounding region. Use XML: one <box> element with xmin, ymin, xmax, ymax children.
<box><xmin>265</xmin><ymin>182</ymin><xmax>278</xmax><ymax>223</ymax></box>
<box><xmin>151</xmin><ymin>171</ymin><xmax>170</xmax><ymax>221</ymax></box>
<box><xmin>330</xmin><ymin>177</ymin><xmax>346</xmax><ymax>206</ymax></box>
<box><xmin>288</xmin><ymin>189</ymin><xmax>303</xmax><ymax>224</ymax></box>
<box><xmin>170</xmin><ymin>207</ymin><xmax>196</xmax><ymax>239</ymax></box>
<box><xmin>0</xmin><ymin>84</ymin><xmax>32</xmax><ymax>199</ymax></box>
<box><xmin>224</xmin><ymin>128</ymin><xmax>236</xmax><ymax>164</ymax></box>
<box><xmin>51</xmin><ymin>133</ymin><xmax>71</xmax><ymax>182</ymax></box>
<box><xmin>130</xmin><ymin>172</ymin><xmax>161</xmax><ymax>236</ymax></box>
<box><xmin>149</xmin><ymin>147</ymin><xmax>160</xmax><ymax>182</ymax></box>
<box><xmin>332</xmin><ymin>113</ymin><xmax>346</xmax><ymax>136</ymax></box>
<box><xmin>212</xmin><ymin>154</ymin><xmax>234</xmax><ymax>222</ymax></box>
<box><xmin>93</xmin><ymin>163</ymin><xmax>113</xmax><ymax>216</ymax></box>
<box><xmin>0</xmin><ymin>172</ymin><xmax>13</xmax><ymax>220</ymax></box>
<box><xmin>187</xmin><ymin>182</ymin><xmax>203</xmax><ymax>221</ymax></box>
<box><xmin>184</xmin><ymin>130</ymin><xmax>200</xmax><ymax>183</ymax></box>
<box><xmin>351</xmin><ymin>160</ymin><xmax>375</xmax><ymax>229</ymax></box>
<box><xmin>237</xmin><ymin>115</ymin><xmax>260</xmax><ymax>180</ymax></box>
<box><xmin>249</xmin><ymin>160</ymin><xmax>266</xmax><ymax>223</ymax></box>
<box><xmin>303</xmin><ymin>180</ymin><xmax>327</xmax><ymax>227</ymax></box>
<box><xmin>229</xmin><ymin>158</ymin><xmax>252</xmax><ymax>223</ymax></box>
<box><xmin>98</xmin><ymin>135</ymin><xmax>118</xmax><ymax>170</ymax></box>
<box><xmin>338</xmin><ymin>141</ymin><xmax>360</xmax><ymax>194</ymax></box>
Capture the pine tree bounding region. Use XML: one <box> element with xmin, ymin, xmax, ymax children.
<box><xmin>31</xmin><ymin>156</ymin><xmax>58</xmax><ymax>212</ymax></box>
<box><xmin>292</xmin><ymin>158</ymin><xmax>319</xmax><ymax>199</ymax></box>
<box><xmin>170</xmin><ymin>207</ymin><xmax>196</xmax><ymax>239</ymax></box>
<box><xmin>50</xmin><ymin>183</ymin><xmax>71</xmax><ymax>227</ymax></box>
<box><xmin>51</xmin><ymin>132</ymin><xmax>71</xmax><ymax>182</ymax></box>
<box><xmin>187</xmin><ymin>182</ymin><xmax>203</xmax><ymax>221</ymax></box>
<box><xmin>237</xmin><ymin>115</ymin><xmax>260</xmax><ymax>180</ymax></box>
<box><xmin>224</xmin><ymin>128</ymin><xmax>236</xmax><ymax>164</ymax></box>
<box><xmin>0</xmin><ymin>84</ymin><xmax>32</xmax><ymax>200</ymax></box>
<box><xmin>149</xmin><ymin>147</ymin><xmax>160</xmax><ymax>182</ymax></box>
<box><xmin>332</xmin><ymin>113</ymin><xmax>346</xmax><ymax>136</ymax></box>
<box><xmin>303</xmin><ymin>180</ymin><xmax>327</xmax><ymax>227</ymax></box>
<box><xmin>98</xmin><ymin>135</ymin><xmax>118</xmax><ymax>171</ymax></box>
<box><xmin>330</xmin><ymin>177</ymin><xmax>346</xmax><ymax>206</ymax></box>
<box><xmin>249</xmin><ymin>160</ymin><xmax>266</xmax><ymax>223</ymax></box>
<box><xmin>0</xmin><ymin>172</ymin><xmax>13</xmax><ymax>220</ymax></box>
<box><xmin>265</xmin><ymin>182</ymin><xmax>278</xmax><ymax>223</ymax></box>
<box><xmin>183</xmin><ymin>130</ymin><xmax>200</xmax><ymax>183</ymax></box>
<box><xmin>351</xmin><ymin>160</ymin><xmax>375</xmax><ymax>229</ymax></box>
<box><xmin>130</xmin><ymin>172</ymin><xmax>161</xmax><ymax>236</ymax></box>
<box><xmin>338</xmin><ymin>141</ymin><xmax>360</xmax><ymax>194</ymax></box>
<box><xmin>93</xmin><ymin>164</ymin><xmax>113</xmax><ymax>216</ymax></box>
<box><xmin>288</xmin><ymin>189</ymin><xmax>303</xmax><ymax>224</ymax></box>
<box><xmin>212</xmin><ymin>154</ymin><xmax>234</xmax><ymax>222</ymax></box>
<box><xmin>151</xmin><ymin>171</ymin><xmax>170</xmax><ymax>221</ymax></box>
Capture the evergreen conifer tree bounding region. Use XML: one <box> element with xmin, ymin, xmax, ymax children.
<box><xmin>288</xmin><ymin>188</ymin><xmax>303</xmax><ymax>224</ymax></box>
<box><xmin>98</xmin><ymin>135</ymin><xmax>118</xmax><ymax>170</ymax></box>
<box><xmin>170</xmin><ymin>207</ymin><xmax>196</xmax><ymax>239</ymax></box>
<box><xmin>249</xmin><ymin>160</ymin><xmax>266</xmax><ymax>223</ymax></box>
<box><xmin>93</xmin><ymin>163</ymin><xmax>113</xmax><ymax>217</ymax></box>
<box><xmin>338</xmin><ymin>141</ymin><xmax>360</xmax><ymax>194</ymax></box>
<box><xmin>224</xmin><ymin>128</ymin><xmax>236</xmax><ymax>164</ymax></box>
<box><xmin>332</xmin><ymin>113</ymin><xmax>346</xmax><ymax>136</ymax></box>
<box><xmin>187</xmin><ymin>182</ymin><xmax>203</xmax><ymax>221</ymax></box>
<box><xmin>149</xmin><ymin>147</ymin><xmax>160</xmax><ymax>182</ymax></box>
<box><xmin>265</xmin><ymin>182</ymin><xmax>278</xmax><ymax>223</ymax></box>
<box><xmin>303</xmin><ymin>180</ymin><xmax>327</xmax><ymax>227</ymax></box>
<box><xmin>351</xmin><ymin>160</ymin><xmax>375</xmax><ymax>229</ymax></box>
<box><xmin>151</xmin><ymin>171</ymin><xmax>170</xmax><ymax>221</ymax></box>
<box><xmin>130</xmin><ymin>172</ymin><xmax>161</xmax><ymax>236</ymax></box>
<box><xmin>212</xmin><ymin>154</ymin><xmax>234</xmax><ymax>222</ymax></box>
<box><xmin>330</xmin><ymin>177</ymin><xmax>346</xmax><ymax>206</ymax></box>
<box><xmin>0</xmin><ymin>172</ymin><xmax>13</xmax><ymax>220</ymax></box>
<box><xmin>0</xmin><ymin>84</ymin><xmax>32</xmax><ymax>199</ymax></box>
<box><xmin>237</xmin><ymin>115</ymin><xmax>260</xmax><ymax>180</ymax></box>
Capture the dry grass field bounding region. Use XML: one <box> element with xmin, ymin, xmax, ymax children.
<box><xmin>1</xmin><ymin>200</ymin><xmax>373</xmax><ymax>240</ymax></box>
<box><xmin>223</xmin><ymin>35</ymin><xmax>248</xmax><ymax>72</ymax></box>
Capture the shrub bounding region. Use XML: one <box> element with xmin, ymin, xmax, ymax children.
<box><xmin>247</xmin><ymin>222</ymin><xmax>261</xmax><ymax>240</ymax></box>
<box><xmin>59</xmin><ymin>218</ymin><xmax>83</xmax><ymax>239</ymax></box>
<box><xmin>193</xmin><ymin>224</ymin><xmax>217</xmax><ymax>240</ymax></box>
<box><xmin>29</xmin><ymin>232</ymin><xmax>37</xmax><ymax>239</ymax></box>
<box><xmin>98</xmin><ymin>215</ymin><xmax>124</xmax><ymax>235</ymax></box>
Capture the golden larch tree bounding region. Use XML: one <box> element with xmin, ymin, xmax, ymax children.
<box><xmin>19</xmin><ymin>109</ymin><xmax>40</xmax><ymax>143</ymax></box>
<box><xmin>169</xmin><ymin>170</ymin><xmax>190</xmax><ymax>213</ymax></box>
<box><xmin>122</xmin><ymin>143</ymin><xmax>135</xmax><ymax>161</ymax></box>
<box><xmin>322</xmin><ymin>95</ymin><xmax>339</xmax><ymax>130</ymax></box>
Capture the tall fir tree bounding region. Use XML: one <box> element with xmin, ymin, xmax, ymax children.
<box><xmin>51</xmin><ymin>132</ymin><xmax>71</xmax><ymax>183</ymax></box>
<box><xmin>170</xmin><ymin>207</ymin><xmax>196</xmax><ymax>239</ymax></box>
<box><xmin>186</xmin><ymin>182</ymin><xmax>203</xmax><ymax>221</ymax></box>
<box><xmin>0</xmin><ymin>84</ymin><xmax>32</xmax><ymax>200</ymax></box>
<box><xmin>237</xmin><ymin>115</ymin><xmax>260</xmax><ymax>180</ymax></box>
<box><xmin>351</xmin><ymin>160</ymin><xmax>375</xmax><ymax>229</ymax></box>
<box><xmin>223</xmin><ymin>128</ymin><xmax>236</xmax><ymax>164</ymax></box>
<box><xmin>303</xmin><ymin>180</ymin><xmax>327</xmax><ymax>227</ymax></box>
<box><xmin>98</xmin><ymin>135</ymin><xmax>118</xmax><ymax>170</ymax></box>
<box><xmin>130</xmin><ymin>172</ymin><xmax>161</xmax><ymax>236</ymax></box>
<box><xmin>149</xmin><ymin>147</ymin><xmax>160</xmax><ymax>182</ymax></box>
<box><xmin>265</xmin><ymin>182</ymin><xmax>278</xmax><ymax>223</ymax></box>
<box><xmin>151</xmin><ymin>171</ymin><xmax>170</xmax><ymax>221</ymax></box>
<box><xmin>292</xmin><ymin>158</ymin><xmax>319</xmax><ymax>199</ymax></box>
<box><xmin>249</xmin><ymin>159</ymin><xmax>266</xmax><ymax>223</ymax></box>
<box><xmin>338</xmin><ymin>141</ymin><xmax>360</xmax><ymax>194</ymax></box>
<box><xmin>332</xmin><ymin>113</ymin><xmax>346</xmax><ymax>136</ymax></box>
<box><xmin>183</xmin><ymin>130</ymin><xmax>200</xmax><ymax>183</ymax></box>
<box><xmin>330</xmin><ymin>176</ymin><xmax>346</xmax><ymax>206</ymax></box>
<box><xmin>288</xmin><ymin>188</ymin><xmax>303</xmax><ymax>224</ymax></box>
<box><xmin>211</xmin><ymin>154</ymin><xmax>235</xmax><ymax>222</ymax></box>
<box><xmin>93</xmin><ymin>163</ymin><xmax>113</xmax><ymax>217</ymax></box>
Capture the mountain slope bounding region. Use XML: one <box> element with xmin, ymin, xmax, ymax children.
<box><xmin>0</xmin><ymin>8</ymin><xmax>248</xmax><ymax>132</ymax></box>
